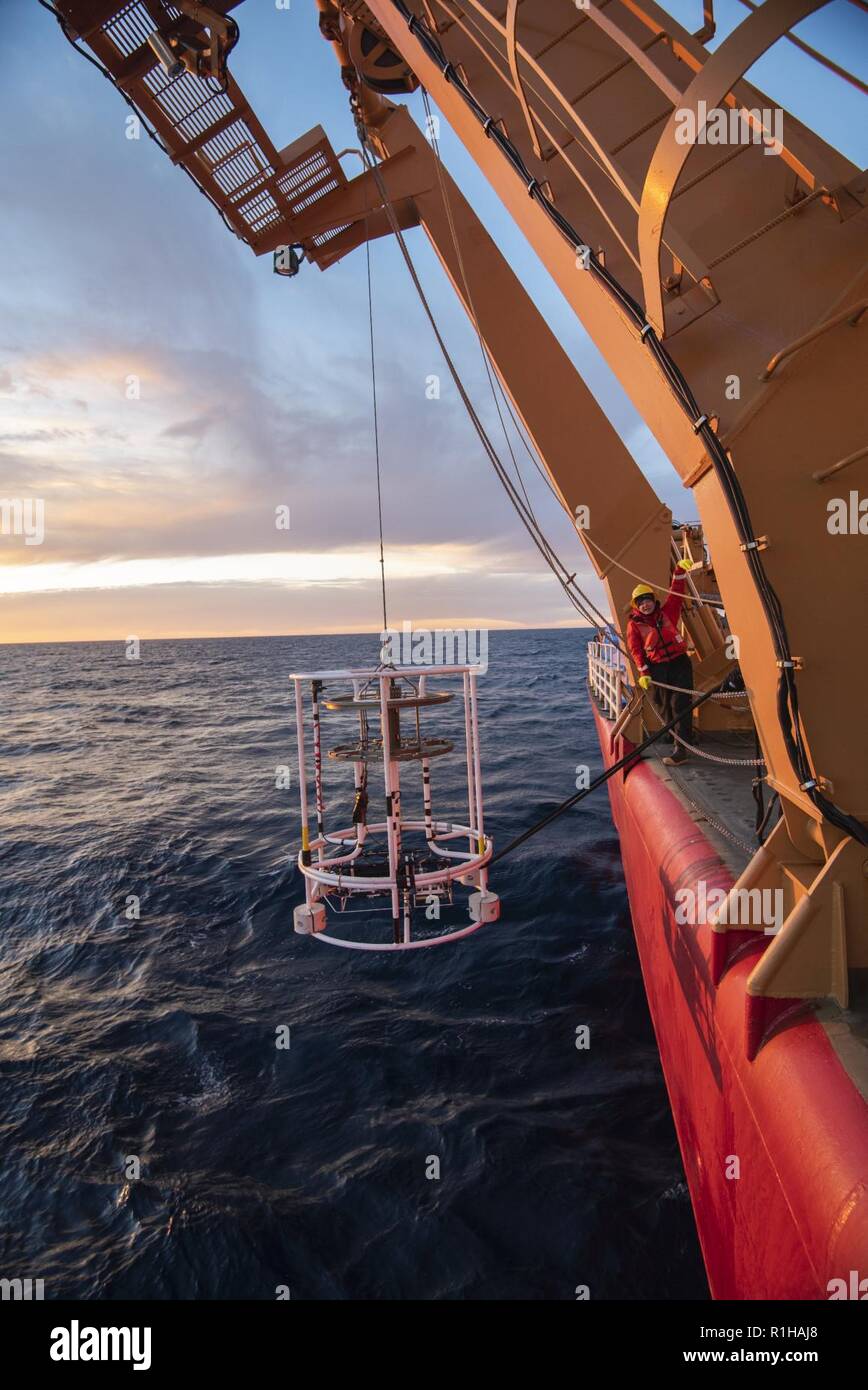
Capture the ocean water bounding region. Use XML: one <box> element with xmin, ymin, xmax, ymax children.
<box><xmin>0</xmin><ymin>629</ymin><xmax>707</xmax><ymax>1300</ymax></box>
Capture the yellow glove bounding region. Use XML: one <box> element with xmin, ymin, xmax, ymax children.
<box><xmin>676</xmin><ymin>557</ymin><xmax>694</xmax><ymax>572</ymax></box>
<box><xmin>638</xmin><ymin>675</ymin><xmax>652</xmax><ymax>690</ymax></box>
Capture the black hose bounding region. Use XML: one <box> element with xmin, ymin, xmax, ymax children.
<box><xmin>488</xmin><ymin>685</ymin><xmax>717</xmax><ymax>867</ymax></box>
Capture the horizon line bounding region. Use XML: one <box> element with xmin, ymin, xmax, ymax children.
<box><xmin>0</xmin><ymin>620</ymin><xmax>596</xmax><ymax>648</ymax></box>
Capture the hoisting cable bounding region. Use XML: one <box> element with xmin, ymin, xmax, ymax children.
<box><xmin>386</xmin><ymin>0</ymin><xmax>868</xmax><ymax>849</ymax></box>
<box><xmin>421</xmin><ymin>88</ymin><xmax>539</xmax><ymax>526</ymax></box>
<box><xmin>487</xmin><ymin>685</ymin><xmax>717</xmax><ymax>867</ymax></box>
<box><xmin>365</xmin><ymin>231</ymin><xmax>389</xmax><ymax>636</ymax></box>
<box><xmin>359</xmin><ymin>143</ymin><xmax>615</xmax><ymax>636</ymax></box>
<box><xmin>420</xmin><ymin>88</ymin><xmax>636</xmax><ymax>642</ymax></box>
<box><xmin>422</xmin><ymin>88</ymin><xmax>720</xmax><ymax>617</ymax></box>
<box><xmin>356</xmin><ymin>139</ymin><xmax>606</xmax><ymax>633</ymax></box>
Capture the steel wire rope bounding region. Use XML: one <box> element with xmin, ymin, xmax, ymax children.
<box><xmin>422</xmin><ymin>88</ymin><xmax>539</xmax><ymax>525</ymax></box>
<box><xmin>359</xmin><ymin>145</ymin><xmax>610</xmax><ymax>632</ymax></box>
<box><xmin>421</xmin><ymin>88</ymin><xmax>624</xmax><ymax>638</ymax></box>
<box><xmin>365</xmin><ymin>229</ymin><xmax>390</xmax><ymax>637</ymax></box>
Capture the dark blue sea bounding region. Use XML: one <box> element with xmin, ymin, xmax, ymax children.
<box><xmin>0</xmin><ymin>629</ymin><xmax>707</xmax><ymax>1299</ymax></box>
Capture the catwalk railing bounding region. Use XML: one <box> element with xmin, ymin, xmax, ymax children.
<box><xmin>588</xmin><ymin>640</ymin><xmax>629</xmax><ymax>720</ymax></box>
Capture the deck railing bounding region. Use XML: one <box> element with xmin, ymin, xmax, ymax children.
<box><xmin>588</xmin><ymin>641</ymin><xmax>629</xmax><ymax>720</ymax></box>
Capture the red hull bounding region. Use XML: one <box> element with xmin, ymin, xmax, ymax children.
<box><xmin>592</xmin><ymin>703</ymin><xmax>868</xmax><ymax>1299</ymax></box>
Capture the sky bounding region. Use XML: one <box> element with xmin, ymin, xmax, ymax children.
<box><xmin>0</xmin><ymin>0</ymin><xmax>865</xmax><ymax>643</ymax></box>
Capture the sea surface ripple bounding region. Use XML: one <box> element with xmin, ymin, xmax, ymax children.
<box><xmin>0</xmin><ymin>630</ymin><xmax>707</xmax><ymax>1299</ymax></box>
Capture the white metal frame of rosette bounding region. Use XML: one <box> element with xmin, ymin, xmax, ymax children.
<box><xmin>290</xmin><ymin>663</ymin><xmax>500</xmax><ymax>950</ymax></box>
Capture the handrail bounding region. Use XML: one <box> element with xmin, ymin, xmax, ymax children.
<box><xmin>759</xmin><ymin>300</ymin><xmax>867</xmax><ymax>381</ymax></box>
<box><xmin>582</xmin><ymin>1</ymin><xmax>682</xmax><ymax>103</ymax></box>
<box><xmin>638</xmin><ymin>0</ymin><xmax>845</xmax><ymax>333</ymax></box>
<box><xmin>438</xmin><ymin>0</ymin><xmax>712</xmax><ymax>287</ymax></box>
<box><xmin>505</xmin><ymin>0</ymin><xmax>543</xmax><ymax>158</ymax></box>
<box><xmin>694</xmin><ymin>0</ymin><xmax>716</xmax><ymax>42</ymax></box>
<box><xmin>734</xmin><ymin>0</ymin><xmax>868</xmax><ymax>96</ymax></box>
<box><xmin>588</xmin><ymin>641</ymin><xmax>629</xmax><ymax>720</ymax></box>
<box><xmin>813</xmin><ymin>444</ymin><xmax>868</xmax><ymax>484</ymax></box>
<box><xmin>434</xmin><ymin>0</ymin><xmax>645</xmax><ymax>271</ymax></box>
<box><xmin>449</xmin><ymin>0</ymin><xmax>642</xmax><ymax>213</ymax></box>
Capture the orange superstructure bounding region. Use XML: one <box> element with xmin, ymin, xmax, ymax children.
<box><xmin>45</xmin><ymin>0</ymin><xmax>868</xmax><ymax>1297</ymax></box>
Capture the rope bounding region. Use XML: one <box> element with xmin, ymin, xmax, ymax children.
<box><xmin>672</xmin><ymin>734</ymin><xmax>765</xmax><ymax>767</ymax></box>
<box><xmin>650</xmin><ymin>680</ymin><xmax>749</xmax><ymax>701</ymax></box>
<box><xmin>583</xmin><ymin>531</ymin><xmax>722</xmax><ymax>606</ymax></box>
<box><xmin>670</xmin><ymin>534</ymin><xmax>724</xmax><ymax>613</ymax></box>
<box><xmin>643</xmin><ymin>692</ymin><xmax>765</xmax><ymax>766</ymax></box>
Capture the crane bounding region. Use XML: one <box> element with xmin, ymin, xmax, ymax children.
<box><xmin>45</xmin><ymin>0</ymin><xmax>868</xmax><ymax>1013</ymax></box>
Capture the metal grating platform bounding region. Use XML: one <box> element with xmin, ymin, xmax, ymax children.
<box><xmin>52</xmin><ymin>1</ymin><xmax>348</xmax><ymax>261</ymax></box>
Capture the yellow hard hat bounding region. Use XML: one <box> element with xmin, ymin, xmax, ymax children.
<box><xmin>631</xmin><ymin>584</ymin><xmax>655</xmax><ymax>602</ymax></box>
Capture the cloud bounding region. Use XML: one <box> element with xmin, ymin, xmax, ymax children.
<box><xmin>160</xmin><ymin>412</ymin><xmax>217</xmax><ymax>440</ymax></box>
<box><xmin>0</xmin><ymin>0</ymin><xmax>632</xmax><ymax>641</ymax></box>
<box><xmin>0</xmin><ymin>565</ymin><xmax>586</xmax><ymax>645</ymax></box>
<box><xmin>0</xmin><ymin>426</ymin><xmax>127</xmax><ymax>444</ymax></box>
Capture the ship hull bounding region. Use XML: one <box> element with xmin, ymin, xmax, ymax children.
<box><xmin>592</xmin><ymin>701</ymin><xmax>868</xmax><ymax>1299</ymax></box>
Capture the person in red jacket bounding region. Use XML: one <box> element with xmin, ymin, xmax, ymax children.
<box><xmin>626</xmin><ymin>558</ymin><xmax>695</xmax><ymax>766</ymax></box>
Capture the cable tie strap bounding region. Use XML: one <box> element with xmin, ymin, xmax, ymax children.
<box><xmin>527</xmin><ymin>177</ymin><xmax>539</xmax><ymax>196</ymax></box>
<box><xmin>692</xmin><ymin>413</ymin><xmax>708</xmax><ymax>433</ymax></box>
<box><xmin>482</xmin><ymin>116</ymin><xmax>494</xmax><ymax>137</ymax></box>
<box><xmin>800</xmin><ymin>778</ymin><xmax>818</xmax><ymax>792</ymax></box>
<box><xmin>740</xmin><ymin>535</ymin><xmax>769</xmax><ymax>552</ymax></box>
<box><xmin>442</xmin><ymin>61</ymin><xmax>456</xmax><ymax>81</ymax></box>
<box><xmin>407</xmin><ymin>12</ymin><xmax>419</xmax><ymax>34</ymax></box>
<box><xmin>639</xmin><ymin>323</ymin><xmax>654</xmax><ymax>340</ymax></box>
